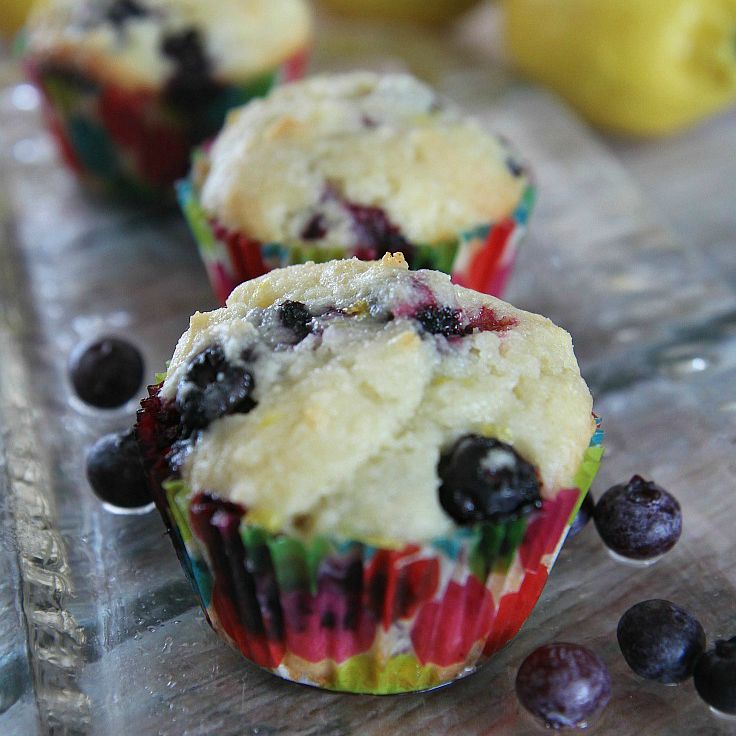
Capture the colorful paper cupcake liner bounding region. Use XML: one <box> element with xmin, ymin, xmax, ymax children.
<box><xmin>177</xmin><ymin>173</ymin><xmax>536</xmax><ymax>304</ymax></box>
<box><xmin>137</xmin><ymin>386</ymin><xmax>601</xmax><ymax>694</ymax></box>
<box><xmin>26</xmin><ymin>49</ymin><xmax>308</xmax><ymax>197</ymax></box>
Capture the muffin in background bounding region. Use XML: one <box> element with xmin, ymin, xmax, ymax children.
<box><xmin>24</xmin><ymin>0</ymin><xmax>312</xmax><ymax>197</ymax></box>
<box><xmin>179</xmin><ymin>71</ymin><xmax>534</xmax><ymax>303</ymax></box>
<box><xmin>136</xmin><ymin>255</ymin><xmax>602</xmax><ymax>694</ymax></box>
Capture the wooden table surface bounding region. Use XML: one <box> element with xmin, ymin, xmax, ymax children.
<box><xmin>1</xmin><ymin>6</ymin><xmax>735</xmax><ymax>735</ymax></box>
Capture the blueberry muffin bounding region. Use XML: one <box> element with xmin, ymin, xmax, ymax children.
<box><xmin>24</xmin><ymin>0</ymin><xmax>312</xmax><ymax>196</ymax></box>
<box><xmin>136</xmin><ymin>254</ymin><xmax>602</xmax><ymax>693</ymax></box>
<box><xmin>178</xmin><ymin>71</ymin><xmax>534</xmax><ymax>302</ymax></box>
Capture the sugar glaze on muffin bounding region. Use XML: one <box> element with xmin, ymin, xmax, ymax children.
<box><xmin>26</xmin><ymin>0</ymin><xmax>312</xmax><ymax>90</ymax></box>
<box><xmin>195</xmin><ymin>72</ymin><xmax>529</xmax><ymax>251</ymax></box>
<box><xmin>160</xmin><ymin>254</ymin><xmax>594</xmax><ymax>543</ymax></box>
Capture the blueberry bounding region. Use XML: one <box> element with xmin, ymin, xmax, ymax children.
<box><xmin>414</xmin><ymin>305</ymin><xmax>465</xmax><ymax>337</ymax></box>
<box><xmin>346</xmin><ymin>202</ymin><xmax>412</xmax><ymax>261</ymax></box>
<box><xmin>515</xmin><ymin>643</ymin><xmax>612</xmax><ymax>729</ymax></box>
<box><xmin>300</xmin><ymin>214</ymin><xmax>327</xmax><ymax>240</ymax></box>
<box><xmin>594</xmin><ymin>475</ymin><xmax>681</xmax><ymax>560</ymax></box>
<box><xmin>438</xmin><ymin>435</ymin><xmax>542</xmax><ymax>525</ymax></box>
<box><xmin>278</xmin><ymin>301</ymin><xmax>313</xmax><ymax>342</ymax></box>
<box><xmin>161</xmin><ymin>28</ymin><xmax>207</xmax><ymax>66</ymax></box>
<box><xmin>568</xmin><ymin>492</ymin><xmax>595</xmax><ymax>539</ymax></box>
<box><xmin>106</xmin><ymin>0</ymin><xmax>148</xmax><ymax>26</ymax></box>
<box><xmin>69</xmin><ymin>337</ymin><xmax>144</xmax><ymax>409</ymax></box>
<box><xmin>617</xmin><ymin>599</ymin><xmax>705</xmax><ymax>683</ymax></box>
<box><xmin>176</xmin><ymin>345</ymin><xmax>255</xmax><ymax>436</ymax></box>
<box><xmin>506</xmin><ymin>157</ymin><xmax>524</xmax><ymax>178</ymax></box>
<box><xmin>161</xmin><ymin>29</ymin><xmax>220</xmax><ymax>109</ymax></box>
<box><xmin>86</xmin><ymin>430</ymin><xmax>152</xmax><ymax>509</ymax></box>
<box><xmin>694</xmin><ymin>637</ymin><xmax>736</xmax><ymax>715</ymax></box>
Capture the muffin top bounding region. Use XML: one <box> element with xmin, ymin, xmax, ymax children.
<box><xmin>25</xmin><ymin>0</ymin><xmax>312</xmax><ymax>89</ymax></box>
<box><xmin>195</xmin><ymin>72</ymin><xmax>529</xmax><ymax>249</ymax></box>
<box><xmin>159</xmin><ymin>255</ymin><xmax>594</xmax><ymax>544</ymax></box>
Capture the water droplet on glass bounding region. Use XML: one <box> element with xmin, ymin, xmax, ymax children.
<box><xmin>608</xmin><ymin>272</ymin><xmax>650</xmax><ymax>293</ymax></box>
<box><xmin>614</xmin><ymin>327</ymin><xmax>642</xmax><ymax>344</ymax></box>
<box><xmin>657</xmin><ymin>346</ymin><xmax>714</xmax><ymax>379</ymax></box>
<box><xmin>710</xmin><ymin>707</ymin><xmax>736</xmax><ymax>722</ymax></box>
<box><xmin>607</xmin><ymin>549</ymin><xmax>664</xmax><ymax>567</ymax></box>
<box><xmin>13</xmin><ymin>137</ymin><xmax>53</xmax><ymax>164</ymax></box>
<box><xmin>12</xmin><ymin>83</ymin><xmax>41</xmax><ymax>111</ymax></box>
<box><xmin>101</xmin><ymin>500</ymin><xmax>156</xmax><ymax>516</ymax></box>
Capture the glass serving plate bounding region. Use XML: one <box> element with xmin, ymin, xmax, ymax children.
<box><xmin>1</xmin><ymin>11</ymin><xmax>735</xmax><ymax>735</ymax></box>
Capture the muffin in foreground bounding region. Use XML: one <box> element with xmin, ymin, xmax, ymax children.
<box><xmin>179</xmin><ymin>71</ymin><xmax>534</xmax><ymax>303</ymax></box>
<box><xmin>136</xmin><ymin>254</ymin><xmax>602</xmax><ymax>694</ymax></box>
<box><xmin>24</xmin><ymin>0</ymin><xmax>312</xmax><ymax>197</ymax></box>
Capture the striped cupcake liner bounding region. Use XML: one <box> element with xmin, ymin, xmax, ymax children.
<box><xmin>137</xmin><ymin>387</ymin><xmax>601</xmax><ymax>694</ymax></box>
<box><xmin>26</xmin><ymin>49</ymin><xmax>308</xmax><ymax>198</ymax></box>
<box><xmin>177</xmin><ymin>175</ymin><xmax>536</xmax><ymax>305</ymax></box>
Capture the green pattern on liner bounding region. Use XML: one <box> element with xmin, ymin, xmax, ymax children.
<box><xmin>177</xmin><ymin>179</ymin><xmax>220</xmax><ymax>257</ymax></box>
<box><xmin>332</xmin><ymin>653</ymin><xmax>441</xmax><ymax>694</ymax></box>
<box><xmin>243</xmin><ymin>526</ymin><xmax>333</xmax><ymax>594</ymax></box>
<box><xmin>468</xmin><ymin>517</ymin><xmax>528</xmax><ymax>582</ymax></box>
<box><xmin>495</xmin><ymin>517</ymin><xmax>527</xmax><ymax>573</ymax></box>
<box><xmin>566</xmin><ymin>444</ymin><xmax>605</xmax><ymax>527</ymax></box>
<box><xmin>573</xmin><ymin>445</ymin><xmax>605</xmax><ymax>494</ymax></box>
<box><xmin>42</xmin><ymin>73</ymin><xmax>93</xmax><ymax>114</ymax></box>
<box><xmin>240</xmin><ymin>70</ymin><xmax>280</xmax><ymax>100</ymax></box>
<box><xmin>154</xmin><ymin>360</ymin><xmax>170</xmax><ymax>384</ymax></box>
<box><xmin>286</xmin><ymin>244</ymin><xmax>350</xmax><ymax>266</ymax></box>
<box><xmin>163</xmin><ymin>478</ymin><xmax>195</xmax><ymax>546</ymax></box>
<box><xmin>413</xmin><ymin>241</ymin><xmax>459</xmax><ymax>273</ymax></box>
<box><xmin>515</xmin><ymin>184</ymin><xmax>537</xmax><ymax>224</ymax></box>
<box><xmin>267</xmin><ymin>536</ymin><xmax>311</xmax><ymax>591</ymax></box>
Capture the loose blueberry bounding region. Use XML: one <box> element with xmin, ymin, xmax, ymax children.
<box><xmin>694</xmin><ymin>637</ymin><xmax>736</xmax><ymax>715</ymax></box>
<box><xmin>438</xmin><ymin>434</ymin><xmax>542</xmax><ymax>524</ymax></box>
<box><xmin>69</xmin><ymin>337</ymin><xmax>144</xmax><ymax>409</ymax></box>
<box><xmin>568</xmin><ymin>492</ymin><xmax>595</xmax><ymax>539</ymax></box>
<box><xmin>414</xmin><ymin>304</ymin><xmax>465</xmax><ymax>337</ymax></box>
<box><xmin>86</xmin><ymin>430</ymin><xmax>152</xmax><ymax>508</ymax></box>
<box><xmin>515</xmin><ymin>643</ymin><xmax>612</xmax><ymax>730</ymax></box>
<box><xmin>106</xmin><ymin>0</ymin><xmax>148</xmax><ymax>26</ymax></box>
<box><xmin>594</xmin><ymin>475</ymin><xmax>681</xmax><ymax>560</ymax></box>
<box><xmin>278</xmin><ymin>301</ymin><xmax>313</xmax><ymax>343</ymax></box>
<box><xmin>176</xmin><ymin>345</ymin><xmax>255</xmax><ymax>436</ymax></box>
<box><xmin>617</xmin><ymin>599</ymin><xmax>705</xmax><ymax>683</ymax></box>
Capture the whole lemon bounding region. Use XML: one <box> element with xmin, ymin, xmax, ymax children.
<box><xmin>319</xmin><ymin>0</ymin><xmax>482</xmax><ymax>24</ymax></box>
<box><xmin>503</xmin><ymin>0</ymin><xmax>736</xmax><ymax>136</ymax></box>
<box><xmin>0</xmin><ymin>0</ymin><xmax>35</xmax><ymax>39</ymax></box>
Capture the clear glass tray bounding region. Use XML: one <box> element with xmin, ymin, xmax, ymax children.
<box><xmin>1</xmin><ymin>14</ymin><xmax>735</xmax><ymax>736</ymax></box>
